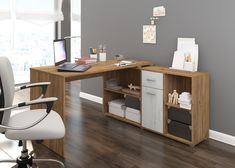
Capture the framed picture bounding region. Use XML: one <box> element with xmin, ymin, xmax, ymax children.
<box><xmin>143</xmin><ymin>25</ymin><xmax>156</xmax><ymax>44</ymax></box>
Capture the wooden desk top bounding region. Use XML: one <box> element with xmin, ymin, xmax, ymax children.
<box><xmin>31</xmin><ymin>60</ymin><xmax>153</xmax><ymax>82</ymax></box>
<box><xmin>142</xmin><ymin>66</ymin><xmax>208</xmax><ymax>77</ymax></box>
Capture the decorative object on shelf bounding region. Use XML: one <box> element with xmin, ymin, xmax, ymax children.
<box><xmin>172</xmin><ymin>90</ymin><xmax>179</xmax><ymax>105</ymax></box>
<box><xmin>178</xmin><ymin>92</ymin><xmax>192</xmax><ymax>110</ymax></box>
<box><xmin>121</xmin><ymin>83</ymin><xmax>141</xmax><ymax>96</ymax></box>
<box><xmin>128</xmin><ymin>83</ymin><xmax>141</xmax><ymax>91</ymax></box>
<box><xmin>171</xmin><ymin>38</ymin><xmax>199</xmax><ymax>72</ymax></box>
<box><xmin>168</xmin><ymin>93</ymin><xmax>173</xmax><ymax>104</ymax></box>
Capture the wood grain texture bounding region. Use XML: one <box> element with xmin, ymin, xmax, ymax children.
<box><xmin>31</xmin><ymin>82</ymin><xmax>235</xmax><ymax>168</ymax></box>
<box><xmin>30</xmin><ymin>69</ymin><xmax>65</xmax><ymax>156</ymax></box>
<box><xmin>142</xmin><ymin>66</ymin><xmax>207</xmax><ymax>77</ymax></box>
<box><xmin>31</xmin><ymin>60</ymin><xmax>152</xmax><ymax>82</ymax></box>
<box><xmin>192</xmin><ymin>73</ymin><xmax>209</xmax><ymax>144</ymax></box>
<box><xmin>142</xmin><ymin>66</ymin><xmax>209</xmax><ymax>146</ymax></box>
<box><xmin>103</xmin><ymin>69</ymin><xmax>141</xmax><ymax>126</ymax></box>
<box><xmin>30</xmin><ymin>60</ymin><xmax>152</xmax><ymax>157</ymax></box>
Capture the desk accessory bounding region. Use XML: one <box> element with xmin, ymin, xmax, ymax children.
<box><xmin>99</xmin><ymin>44</ymin><xmax>107</xmax><ymax>61</ymax></box>
<box><xmin>114</xmin><ymin>54</ymin><xmax>124</xmax><ymax>60</ymax></box>
<box><xmin>90</xmin><ymin>47</ymin><xmax>97</xmax><ymax>59</ymax></box>
<box><xmin>114</xmin><ymin>60</ymin><xmax>135</xmax><ymax>67</ymax></box>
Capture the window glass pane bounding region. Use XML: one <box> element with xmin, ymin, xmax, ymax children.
<box><xmin>72</xmin><ymin>0</ymin><xmax>81</xmax><ymax>15</ymax></box>
<box><xmin>0</xmin><ymin>0</ymin><xmax>56</xmax><ymax>84</ymax></box>
<box><xmin>71</xmin><ymin>0</ymin><xmax>81</xmax><ymax>61</ymax></box>
<box><xmin>12</xmin><ymin>20</ymin><xmax>54</xmax><ymax>83</ymax></box>
<box><xmin>0</xmin><ymin>0</ymin><xmax>10</xmax><ymax>10</ymax></box>
<box><xmin>16</xmin><ymin>0</ymin><xmax>54</xmax><ymax>12</ymax></box>
<box><xmin>0</xmin><ymin>20</ymin><xmax>11</xmax><ymax>55</ymax></box>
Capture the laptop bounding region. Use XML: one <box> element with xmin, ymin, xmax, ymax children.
<box><xmin>53</xmin><ymin>39</ymin><xmax>91</xmax><ymax>72</ymax></box>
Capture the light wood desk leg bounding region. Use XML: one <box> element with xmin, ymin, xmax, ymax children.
<box><xmin>30</xmin><ymin>69</ymin><xmax>65</xmax><ymax>157</ymax></box>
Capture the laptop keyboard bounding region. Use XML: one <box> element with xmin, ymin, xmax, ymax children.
<box><xmin>60</xmin><ymin>63</ymin><xmax>77</xmax><ymax>68</ymax></box>
<box><xmin>73</xmin><ymin>64</ymin><xmax>91</xmax><ymax>71</ymax></box>
<box><xmin>58</xmin><ymin>63</ymin><xmax>91</xmax><ymax>72</ymax></box>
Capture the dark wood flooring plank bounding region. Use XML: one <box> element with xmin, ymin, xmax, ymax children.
<box><xmin>16</xmin><ymin>82</ymin><xmax>235</xmax><ymax>168</ymax></box>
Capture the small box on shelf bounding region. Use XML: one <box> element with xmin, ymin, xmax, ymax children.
<box><xmin>108</xmin><ymin>99</ymin><xmax>126</xmax><ymax>117</ymax></box>
<box><xmin>125</xmin><ymin>107</ymin><xmax>140</xmax><ymax>123</ymax></box>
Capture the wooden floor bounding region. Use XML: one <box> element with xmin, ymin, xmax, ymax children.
<box><xmin>7</xmin><ymin>82</ymin><xmax>235</xmax><ymax>168</ymax></box>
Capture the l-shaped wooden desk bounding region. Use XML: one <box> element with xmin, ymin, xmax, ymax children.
<box><xmin>30</xmin><ymin>60</ymin><xmax>152</xmax><ymax>157</ymax></box>
<box><xmin>30</xmin><ymin>60</ymin><xmax>209</xmax><ymax>157</ymax></box>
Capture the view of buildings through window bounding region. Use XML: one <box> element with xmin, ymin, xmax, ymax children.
<box><xmin>0</xmin><ymin>20</ymin><xmax>54</xmax><ymax>84</ymax></box>
<box><xmin>0</xmin><ymin>0</ymin><xmax>62</xmax><ymax>84</ymax></box>
<box><xmin>71</xmin><ymin>0</ymin><xmax>81</xmax><ymax>62</ymax></box>
<box><xmin>0</xmin><ymin>0</ymin><xmax>80</xmax><ymax>84</ymax></box>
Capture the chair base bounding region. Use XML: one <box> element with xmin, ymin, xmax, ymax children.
<box><xmin>0</xmin><ymin>140</ymin><xmax>65</xmax><ymax>168</ymax></box>
<box><xmin>0</xmin><ymin>158</ymin><xmax>65</xmax><ymax>168</ymax></box>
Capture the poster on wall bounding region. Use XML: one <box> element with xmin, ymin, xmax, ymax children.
<box><xmin>143</xmin><ymin>25</ymin><xmax>157</xmax><ymax>44</ymax></box>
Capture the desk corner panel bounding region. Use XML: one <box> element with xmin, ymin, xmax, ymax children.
<box><xmin>30</xmin><ymin>68</ymin><xmax>65</xmax><ymax>156</ymax></box>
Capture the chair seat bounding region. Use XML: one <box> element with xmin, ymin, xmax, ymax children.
<box><xmin>5</xmin><ymin>109</ymin><xmax>65</xmax><ymax>140</ymax></box>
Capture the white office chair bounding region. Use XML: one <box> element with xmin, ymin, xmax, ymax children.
<box><xmin>0</xmin><ymin>57</ymin><xmax>65</xmax><ymax>168</ymax></box>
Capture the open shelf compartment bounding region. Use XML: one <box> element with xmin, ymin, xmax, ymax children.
<box><xmin>163</xmin><ymin>74</ymin><xmax>193</xmax><ymax>142</ymax></box>
<box><xmin>103</xmin><ymin>69</ymin><xmax>142</xmax><ymax>126</ymax></box>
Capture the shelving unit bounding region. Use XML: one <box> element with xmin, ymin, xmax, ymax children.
<box><xmin>104</xmin><ymin>88</ymin><xmax>141</xmax><ymax>99</ymax></box>
<box><xmin>103</xmin><ymin>68</ymin><xmax>142</xmax><ymax>126</ymax></box>
<box><xmin>105</xmin><ymin>113</ymin><xmax>141</xmax><ymax>127</ymax></box>
<box><xmin>165</xmin><ymin>102</ymin><xmax>190</xmax><ymax>110</ymax></box>
<box><xmin>102</xmin><ymin>65</ymin><xmax>209</xmax><ymax>146</ymax></box>
<box><xmin>142</xmin><ymin>66</ymin><xmax>209</xmax><ymax>146</ymax></box>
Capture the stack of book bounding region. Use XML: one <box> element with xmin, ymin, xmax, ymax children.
<box><xmin>178</xmin><ymin>92</ymin><xmax>192</xmax><ymax>110</ymax></box>
<box><xmin>75</xmin><ymin>56</ymin><xmax>97</xmax><ymax>65</ymax></box>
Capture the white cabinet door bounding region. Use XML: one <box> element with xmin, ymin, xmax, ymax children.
<box><xmin>142</xmin><ymin>87</ymin><xmax>163</xmax><ymax>133</ymax></box>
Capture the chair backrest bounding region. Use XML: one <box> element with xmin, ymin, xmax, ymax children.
<box><xmin>0</xmin><ymin>57</ymin><xmax>15</xmax><ymax>133</ymax></box>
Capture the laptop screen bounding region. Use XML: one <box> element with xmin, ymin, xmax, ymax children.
<box><xmin>53</xmin><ymin>39</ymin><xmax>67</xmax><ymax>66</ymax></box>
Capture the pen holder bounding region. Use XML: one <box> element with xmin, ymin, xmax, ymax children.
<box><xmin>90</xmin><ymin>54</ymin><xmax>97</xmax><ymax>59</ymax></box>
<box><xmin>99</xmin><ymin>53</ymin><xmax>106</xmax><ymax>62</ymax></box>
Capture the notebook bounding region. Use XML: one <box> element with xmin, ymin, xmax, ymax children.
<box><xmin>53</xmin><ymin>39</ymin><xmax>91</xmax><ymax>72</ymax></box>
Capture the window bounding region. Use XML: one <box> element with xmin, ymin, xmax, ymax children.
<box><xmin>71</xmin><ymin>0</ymin><xmax>81</xmax><ymax>62</ymax></box>
<box><xmin>0</xmin><ymin>0</ymin><xmax>63</xmax><ymax>84</ymax></box>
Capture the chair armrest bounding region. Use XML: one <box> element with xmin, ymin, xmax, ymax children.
<box><xmin>0</xmin><ymin>97</ymin><xmax>58</xmax><ymax>131</ymax></box>
<box><xmin>0</xmin><ymin>97</ymin><xmax>57</xmax><ymax>113</ymax></box>
<box><xmin>15</xmin><ymin>82</ymin><xmax>51</xmax><ymax>97</ymax></box>
<box><xmin>19</xmin><ymin>97</ymin><xmax>58</xmax><ymax>113</ymax></box>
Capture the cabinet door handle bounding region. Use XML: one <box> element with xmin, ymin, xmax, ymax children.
<box><xmin>146</xmin><ymin>92</ymin><xmax>156</xmax><ymax>96</ymax></box>
<box><xmin>146</xmin><ymin>78</ymin><xmax>156</xmax><ymax>82</ymax></box>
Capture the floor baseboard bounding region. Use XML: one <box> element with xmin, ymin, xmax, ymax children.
<box><xmin>209</xmin><ymin>130</ymin><xmax>235</xmax><ymax>146</ymax></box>
<box><xmin>80</xmin><ymin>92</ymin><xmax>103</xmax><ymax>104</ymax></box>
<box><xmin>79</xmin><ymin>92</ymin><xmax>235</xmax><ymax>147</ymax></box>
